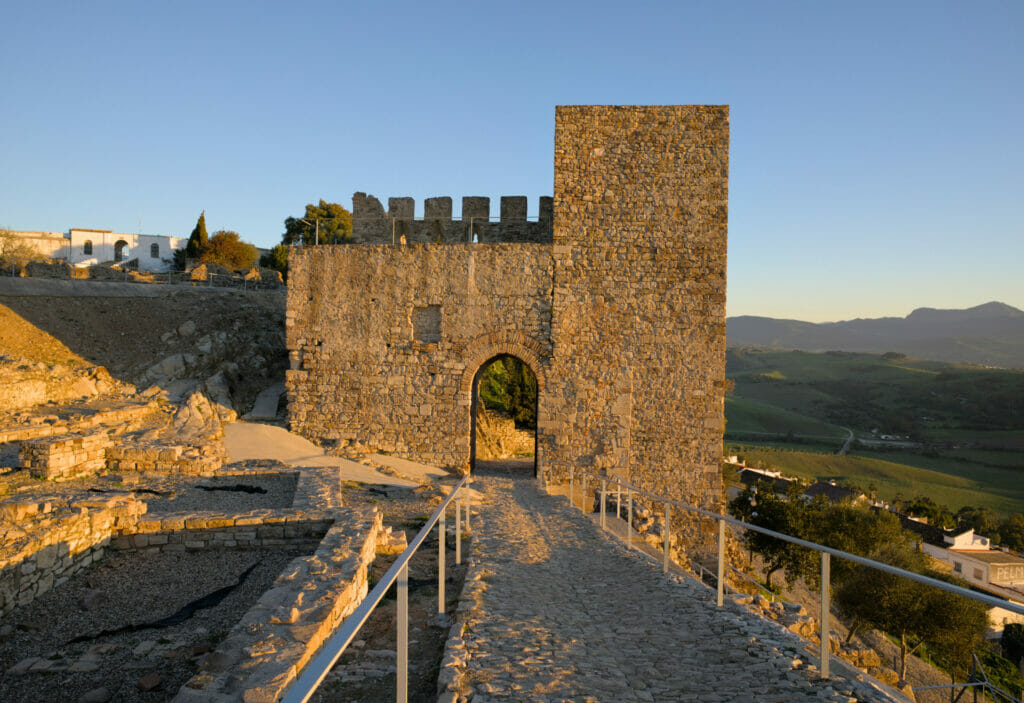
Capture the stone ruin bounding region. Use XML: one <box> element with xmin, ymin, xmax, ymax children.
<box><xmin>287</xmin><ymin>105</ymin><xmax>729</xmax><ymax>511</ymax></box>
<box><xmin>0</xmin><ymin>353</ymin><xmax>397</xmax><ymax>700</ymax></box>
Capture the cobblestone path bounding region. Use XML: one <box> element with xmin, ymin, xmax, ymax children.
<box><xmin>441</xmin><ymin>471</ymin><xmax>894</xmax><ymax>703</ymax></box>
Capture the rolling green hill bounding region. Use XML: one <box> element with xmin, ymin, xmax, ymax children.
<box><xmin>724</xmin><ymin>348</ymin><xmax>1024</xmax><ymax>516</ymax></box>
<box><xmin>726</xmin><ymin>443</ymin><xmax>1024</xmax><ymax>517</ymax></box>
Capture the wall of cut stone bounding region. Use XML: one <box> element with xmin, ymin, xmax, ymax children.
<box><xmin>286</xmin><ymin>243</ymin><xmax>554</xmax><ymax>469</ymax></box>
<box><xmin>0</xmin><ymin>496</ymin><xmax>145</xmax><ymax>616</ymax></box>
<box><xmin>542</xmin><ymin>105</ymin><xmax>729</xmax><ymax>511</ymax></box>
<box><xmin>286</xmin><ymin>105</ymin><xmax>728</xmax><ymax>508</ymax></box>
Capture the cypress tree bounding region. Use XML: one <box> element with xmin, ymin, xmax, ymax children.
<box><xmin>186</xmin><ymin>211</ymin><xmax>208</xmax><ymax>258</ymax></box>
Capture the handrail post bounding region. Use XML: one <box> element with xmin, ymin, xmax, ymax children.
<box><xmin>438</xmin><ymin>507</ymin><xmax>446</xmax><ymax>615</ymax></box>
<box><xmin>570</xmin><ymin>468</ymin><xmax>575</xmax><ymax>509</ymax></box>
<box><xmin>616</xmin><ymin>483</ymin><xmax>621</xmax><ymax>519</ymax></box>
<box><xmin>627</xmin><ymin>490</ymin><xmax>633</xmax><ymax>550</ymax></box>
<box><xmin>821</xmin><ymin>552</ymin><xmax>830</xmax><ymax>678</ymax></box>
<box><xmin>600</xmin><ymin>480</ymin><xmax>607</xmax><ymax>531</ymax></box>
<box><xmin>465</xmin><ymin>494</ymin><xmax>470</xmax><ymax>532</ymax></box>
<box><xmin>455</xmin><ymin>494</ymin><xmax>462</xmax><ymax>565</ymax></box>
<box><xmin>582</xmin><ymin>477</ymin><xmax>588</xmax><ymax>513</ymax></box>
<box><xmin>717</xmin><ymin>518</ymin><xmax>726</xmax><ymax>607</ymax></box>
<box><xmin>663</xmin><ymin>503</ymin><xmax>671</xmax><ymax>574</ymax></box>
<box><xmin>397</xmin><ymin>562</ymin><xmax>408</xmax><ymax>702</ymax></box>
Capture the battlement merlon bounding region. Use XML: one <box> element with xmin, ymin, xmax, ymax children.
<box><xmin>350</xmin><ymin>193</ymin><xmax>554</xmax><ymax>244</ymax></box>
<box><xmin>351</xmin><ymin>193</ymin><xmax>553</xmax><ymax>223</ymax></box>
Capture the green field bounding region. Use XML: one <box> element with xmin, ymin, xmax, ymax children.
<box><xmin>727</xmin><ymin>348</ymin><xmax>1024</xmax><ymax>437</ymax></box>
<box><xmin>724</xmin><ymin>348</ymin><xmax>1024</xmax><ymax>517</ymax></box>
<box><xmin>726</xmin><ymin>443</ymin><xmax>1024</xmax><ymax>516</ymax></box>
<box><xmin>725</xmin><ymin>396</ymin><xmax>848</xmax><ymax>440</ymax></box>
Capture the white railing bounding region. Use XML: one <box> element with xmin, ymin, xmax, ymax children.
<box><xmin>566</xmin><ymin>467</ymin><xmax>1024</xmax><ymax>682</ymax></box>
<box><xmin>281</xmin><ymin>475</ymin><xmax>471</xmax><ymax>703</ymax></box>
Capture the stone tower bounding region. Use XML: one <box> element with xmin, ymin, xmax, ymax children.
<box><xmin>285</xmin><ymin>105</ymin><xmax>728</xmax><ymax>510</ymax></box>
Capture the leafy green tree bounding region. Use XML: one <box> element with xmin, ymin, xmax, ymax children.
<box><xmin>283</xmin><ymin>200</ymin><xmax>352</xmax><ymax>245</ymax></box>
<box><xmin>956</xmin><ymin>506</ymin><xmax>1002</xmax><ymax>542</ymax></box>
<box><xmin>199</xmin><ymin>230</ymin><xmax>259</xmax><ymax>271</ymax></box>
<box><xmin>478</xmin><ymin>357</ymin><xmax>538</xmax><ymax>429</ymax></box>
<box><xmin>809</xmin><ymin>504</ymin><xmax>912</xmax><ymax>589</ymax></box>
<box><xmin>259</xmin><ymin>244</ymin><xmax>289</xmax><ymax>279</ymax></box>
<box><xmin>185</xmin><ymin>211</ymin><xmax>208</xmax><ymax>258</ymax></box>
<box><xmin>834</xmin><ymin>542</ymin><xmax>987</xmax><ymax>680</ymax></box>
<box><xmin>999</xmin><ymin>514</ymin><xmax>1024</xmax><ymax>552</ymax></box>
<box><xmin>1001</xmin><ymin>623</ymin><xmax>1024</xmax><ymax>667</ymax></box>
<box><xmin>728</xmin><ymin>484</ymin><xmax>822</xmax><ymax>589</ymax></box>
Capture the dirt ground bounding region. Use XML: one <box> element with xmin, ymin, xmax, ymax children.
<box><xmin>0</xmin><ymin>547</ymin><xmax>308</xmax><ymax>703</ymax></box>
<box><xmin>0</xmin><ymin>290</ymin><xmax>285</xmax><ymax>387</ymax></box>
<box><xmin>0</xmin><ymin>304</ymin><xmax>85</xmax><ymax>367</ymax></box>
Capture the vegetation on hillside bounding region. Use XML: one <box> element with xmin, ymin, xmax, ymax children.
<box><xmin>175</xmin><ymin>213</ymin><xmax>259</xmax><ymax>272</ymax></box>
<box><xmin>728</xmin><ymin>488</ymin><xmax>989</xmax><ymax>681</ymax></box>
<box><xmin>725</xmin><ymin>347</ymin><xmax>1024</xmax><ymax>523</ymax></box>
<box><xmin>726</xmin><ymin>347</ymin><xmax>1024</xmax><ymax>435</ymax></box>
<box><xmin>199</xmin><ymin>231</ymin><xmax>258</xmax><ymax>270</ymax></box>
<box><xmin>478</xmin><ymin>356</ymin><xmax>537</xmax><ymax>430</ymax></box>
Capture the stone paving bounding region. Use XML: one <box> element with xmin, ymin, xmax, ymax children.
<box><xmin>440</xmin><ymin>469</ymin><xmax>901</xmax><ymax>703</ymax></box>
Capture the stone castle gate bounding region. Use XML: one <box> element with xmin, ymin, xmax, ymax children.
<box><xmin>286</xmin><ymin>105</ymin><xmax>728</xmax><ymax>508</ymax></box>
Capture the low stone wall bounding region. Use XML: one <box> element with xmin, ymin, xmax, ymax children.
<box><xmin>111</xmin><ymin>510</ymin><xmax>335</xmax><ymax>553</ymax></box>
<box><xmin>172</xmin><ymin>507</ymin><xmax>383</xmax><ymax>703</ymax></box>
<box><xmin>105</xmin><ymin>444</ymin><xmax>224</xmax><ymax>475</ymax></box>
<box><xmin>0</xmin><ymin>495</ymin><xmax>145</xmax><ymax>616</ymax></box>
<box><xmin>0</xmin><ymin>400</ymin><xmax>157</xmax><ymax>448</ymax></box>
<box><xmin>21</xmin><ymin>430</ymin><xmax>113</xmax><ymax>480</ymax></box>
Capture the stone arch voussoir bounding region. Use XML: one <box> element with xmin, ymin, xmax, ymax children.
<box><xmin>457</xmin><ymin>330</ymin><xmax>549</xmax><ymax>406</ymax></box>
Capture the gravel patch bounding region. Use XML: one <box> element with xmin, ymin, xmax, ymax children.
<box><xmin>0</xmin><ymin>469</ymin><xmax>297</xmax><ymax>514</ymax></box>
<box><xmin>0</xmin><ymin>546</ymin><xmax>307</xmax><ymax>702</ymax></box>
<box><xmin>142</xmin><ymin>473</ymin><xmax>298</xmax><ymax>514</ymax></box>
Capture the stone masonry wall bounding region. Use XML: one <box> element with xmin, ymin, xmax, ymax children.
<box><xmin>286</xmin><ymin>243</ymin><xmax>554</xmax><ymax>469</ymax></box>
<box><xmin>0</xmin><ymin>496</ymin><xmax>145</xmax><ymax>616</ymax></box>
<box><xmin>286</xmin><ymin>105</ymin><xmax>728</xmax><ymax>508</ymax></box>
<box><xmin>542</xmin><ymin>105</ymin><xmax>729</xmax><ymax>511</ymax></box>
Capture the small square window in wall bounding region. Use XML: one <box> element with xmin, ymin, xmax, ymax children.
<box><xmin>412</xmin><ymin>305</ymin><xmax>442</xmax><ymax>344</ymax></box>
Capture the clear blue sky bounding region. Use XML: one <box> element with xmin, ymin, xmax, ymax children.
<box><xmin>2</xmin><ymin>1</ymin><xmax>1021</xmax><ymax>321</ymax></box>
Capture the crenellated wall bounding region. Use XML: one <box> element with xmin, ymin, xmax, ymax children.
<box><xmin>351</xmin><ymin>194</ymin><xmax>553</xmax><ymax>244</ymax></box>
<box><xmin>287</xmin><ymin>105</ymin><xmax>728</xmax><ymax>510</ymax></box>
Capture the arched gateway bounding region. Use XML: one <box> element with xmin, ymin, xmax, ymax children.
<box><xmin>285</xmin><ymin>105</ymin><xmax>729</xmax><ymax>510</ymax></box>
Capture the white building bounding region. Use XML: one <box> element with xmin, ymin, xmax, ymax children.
<box><xmin>920</xmin><ymin>528</ymin><xmax>1024</xmax><ymax>632</ymax></box>
<box><xmin>8</xmin><ymin>228</ymin><xmax>186</xmax><ymax>272</ymax></box>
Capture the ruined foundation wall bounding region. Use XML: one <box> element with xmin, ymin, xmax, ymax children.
<box><xmin>541</xmin><ymin>105</ymin><xmax>729</xmax><ymax>509</ymax></box>
<box><xmin>286</xmin><ymin>243</ymin><xmax>554</xmax><ymax>469</ymax></box>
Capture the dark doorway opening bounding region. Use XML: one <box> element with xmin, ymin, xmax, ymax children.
<box><xmin>470</xmin><ymin>355</ymin><xmax>538</xmax><ymax>477</ymax></box>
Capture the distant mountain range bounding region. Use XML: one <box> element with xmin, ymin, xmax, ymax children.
<box><xmin>727</xmin><ymin>302</ymin><xmax>1024</xmax><ymax>369</ymax></box>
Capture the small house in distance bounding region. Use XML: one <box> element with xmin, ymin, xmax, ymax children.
<box><xmin>909</xmin><ymin>523</ymin><xmax>1024</xmax><ymax>632</ymax></box>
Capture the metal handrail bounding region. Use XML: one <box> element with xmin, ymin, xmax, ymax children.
<box><xmin>566</xmin><ymin>466</ymin><xmax>1024</xmax><ymax>682</ymax></box>
<box><xmin>282</xmin><ymin>475</ymin><xmax>471</xmax><ymax>703</ymax></box>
